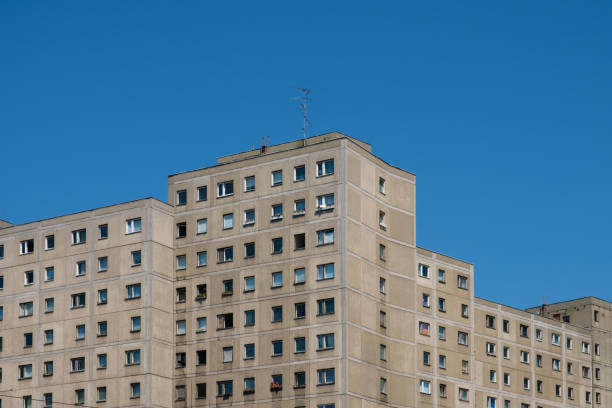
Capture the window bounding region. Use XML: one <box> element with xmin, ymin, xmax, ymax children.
<box><xmin>317</xmin><ymin>298</ymin><xmax>335</xmax><ymax>315</ymax></box>
<box><xmin>272</xmin><ymin>340</ymin><xmax>283</xmax><ymax>356</ymax></box>
<box><xmin>317</xmin><ymin>368</ymin><xmax>335</xmax><ymax>385</ymax></box>
<box><xmin>176</xmin><ymin>189</ymin><xmax>187</xmax><ymax>205</ymax></box>
<box><xmin>294</xmin><ymin>371</ymin><xmax>306</xmax><ymax>388</ymax></box>
<box><xmin>244</xmin><ymin>175</ymin><xmax>255</xmax><ymax>192</ymax></box>
<box><xmin>583</xmin><ymin>366</ymin><xmax>591</xmax><ymax>378</ymax></box>
<box><xmin>243</xmin><ymin>209</ymin><xmax>255</xmax><ymax>226</ymax></box>
<box><xmin>567</xmin><ymin>362</ymin><xmax>573</xmax><ymax>374</ymax></box>
<box><xmin>437</xmin><ymin>268</ymin><xmax>446</xmax><ymax>282</ymax></box>
<box><xmin>97</xmin><ymin>353</ymin><xmax>107</xmax><ymax>369</ymax></box>
<box><xmin>551</xmin><ymin>332</ymin><xmax>560</xmax><ymax>345</ymax></box>
<box><xmin>438</xmin><ymin>325</ymin><xmax>446</xmax><ymax>340</ymax></box>
<box><xmin>19</xmin><ymin>302</ymin><xmax>33</xmax><ymax>317</ymax></box>
<box><xmin>317</xmin><ymin>333</ymin><xmax>335</xmax><ymax>350</ymax></box>
<box><xmin>380</xmin><ymin>378</ymin><xmax>388</xmax><ymax>395</ymax></box>
<box><xmin>586</xmin><ymin>391</ymin><xmax>591</xmax><ymax>403</ymax></box>
<box><xmin>419</xmin><ymin>321</ymin><xmax>430</xmax><ymax>336</ymax></box>
<box><xmin>19</xmin><ymin>364</ymin><xmax>32</xmax><ymax>379</ymax></box>
<box><xmin>0</xmin><ymin>275</ymin><xmax>3</xmax><ymax>289</ymax></box>
<box><xmin>596</xmin><ymin>392</ymin><xmax>601</xmax><ymax>404</ymax></box>
<box><xmin>98</xmin><ymin>223</ymin><xmax>108</xmax><ymax>239</ymax></box>
<box><xmin>272</xmin><ymin>170</ymin><xmax>283</xmax><ymax>186</ymax></box>
<box><xmin>197</xmin><ymin>185</ymin><xmax>207</xmax><ymax>201</ymax></box>
<box><xmin>24</xmin><ymin>332</ymin><xmax>33</xmax><ymax>347</ymax></box>
<box><xmin>196</xmin><ymin>349</ymin><xmax>207</xmax><ymax>365</ymax></box>
<box><xmin>419</xmin><ymin>380</ymin><xmax>430</xmax><ymax>395</ymax></box>
<box><xmin>71</xmin><ymin>229</ymin><xmax>86</xmax><ymax>245</ymax></box>
<box><xmin>291</xmin><ymin>336</ymin><xmax>305</xmax><ymax>354</ymax></box>
<box><xmin>71</xmin><ymin>292</ymin><xmax>86</xmax><ymax>308</ymax></box>
<box><xmin>244</xmin><ymin>377</ymin><xmax>255</xmax><ymax>393</ymax></box>
<box><xmin>176</xmin><ymin>287</ymin><xmax>186</xmax><ymax>303</ymax></box>
<box><xmin>0</xmin><ymin>244</ymin><xmax>3</xmax><ymax>258</ymax></box>
<box><xmin>380</xmin><ymin>277</ymin><xmax>386</xmax><ymax>294</ymax></box>
<box><xmin>272</xmin><ymin>305</ymin><xmax>283</xmax><ymax>322</ymax></box>
<box><xmin>317</xmin><ymin>159</ymin><xmax>334</xmax><ymax>176</ymax></box>
<box><xmin>196</xmin><ymin>317</ymin><xmax>207</xmax><ymax>332</ymax></box>
<box><xmin>97</xmin><ymin>386</ymin><xmax>106</xmax><ymax>402</ymax></box>
<box><xmin>316</xmin><ymin>193</ymin><xmax>335</xmax><ymax>209</ymax></box>
<box><xmin>20</xmin><ymin>239</ymin><xmax>34</xmax><ymax>254</ymax></box>
<box><xmin>295</xmin><ymin>302</ymin><xmax>306</xmax><ymax>319</ymax></box>
<box><xmin>418</xmin><ymin>263</ymin><xmax>429</xmax><ymax>278</ymax></box>
<box><xmin>217</xmin><ymin>246</ymin><xmax>233</xmax><ymax>263</ymax></box>
<box><xmin>196</xmin><ymin>218</ymin><xmax>207</xmax><ymax>234</ymax></box>
<box><xmin>223</xmin><ymin>213</ymin><xmax>234</xmax><ymax>229</ymax></box>
<box><xmin>568</xmin><ymin>387</ymin><xmax>574</xmax><ymax>399</ymax></box>
<box><xmin>523</xmin><ymin>377</ymin><xmax>530</xmax><ymax>390</ymax></box>
<box><xmin>490</xmin><ymin>370</ymin><xmax>497</xmax><ymax>383</ymax></box>
<box><xmin>582</xmin><ymin>341</ymin><xmax>590</xmax><ymax>353</ymax></box>
<box><xmin>128</xmin><ymin>316</ymin><xmax>141</xmax><ymax>333</ymax></box>
<box><xmin>317</xmin><ymin>229</ymin><xmax>335</xmax><ymax>245</ymax></box>
<box><xmin>294</xmin><ymin>165</ymin><xmax>305</xmax><ymax>181</ymax></box>
<box><xmin>422</xmin><ymin>293</ymin><xmax>430</xmax><ymax>307</ymax></box>
<box><xmin>24</xmin><ymin>270</ymin><xmax>34</xmax><ymax>285</ymax></box>
<box><xmin>272</xmin><ymin>237</ymin><xmax>283</xmax><ymax>253</ymax></box>
<box><xmin>197</xmin><ymin>251</ymin><xmax>207</xmax><ymax>267</ymax></box>
<box><xmin>536</xmin><ymin>354</ymin><xmax>542</xmax><ymax>367</ymax></box>
<box><xmin>294</xmin><ymin>233</ymin><xmax>305</xmax><ymax>250</ymax></box>
<box><xmin>217</xmin><ymin>313</ymin><xmax>233</xmax><ymax>329</ymax></box>
<box><xmin>97</xmin><ymin>256</ymin><xmax>108</xmax><ymax>272</ymax></box>
<box><xmin>176</xmin><ymin>352</ymin><xmax>186</xmax><ymax>368</ymax></box>
<box><xmin>23</xmin><ymin>396</ymin><xmax>33</xmax><ymax>408</ymax></box>
<box><xmin>423</xmin><ymin>351</ymin><xmax>431</xmax><ymax>365</ymax></box>
<box><xmin>131</xmin><ymin>250</ymin><xmax>141</xmax><ymax>266</ymax></box>
<box><xmin>502</xmin><ymin>319</ymin><xmax>509</xmax><ymax>333</ymax></box>
<box><xmin>44</xmin><ymin>329</ymin><xmax>54</xmax><ymax>344</ymax></box>
<box><xmin>566</xmin><ymin>336</ymin><xmax>573</xmax><ymax>348</ymax></box>
<box><xmin>70</xmin><ymin>357</ymin><xmax>85</xmax><ymax>372</ymax></box>
<box><xmin>0</xmin><ymin>306</ymin><xmax>3</xmax><ymax>320</ymax></box>
<box><xmin>503</xmin><ymin>346</ymin><xmax>510</xmax><ymax>359</ymax></box>
<box><xmin>458</xmin><ymin>331</ymin><xmax>468</xmax><ymax>345</ymax></box>
<box><xmin>461</xmin><ymin>304</ymin><xmax>469</xmax><ymax>318</ymax></box>
<box><xmin>44</xmin><ymin>266</ymin><xmax>54</xmax><ymax>282</ymax></box>
<box><xmin>595</xmin><ymin>343</ymin><xmax>600</xmax><ymax>355</ymax></box>
<box><xmin>317</xmin><ymin>263</ymin><xmax>335</xmax><ymax>280</ymax></box>
<box><xmin>97</xmin><ymin>321</ymin><xmax>108</xmax><ymax>336</ymax></box>
<box><xmin>487</xmin><ymin>397</ymin><xmax>497</xmax><ymax>408</ymax></box>
<box><xmin>217</xmin><ymin>380</ymin><xmax>233</xmax><ymax>397</ymax></box>
<box><xmin>125</xmin><ymin>349</ymin><xmax>141</xmax><ymax>365</ymax></box>
<box><xmin>217</xmin><ymin>180</ymin><xmax>234</xmax><ymax>197</ymax></box>
<box><xmin>457</xmin><ymin>275</ymin><xmax>468</xmax><ymax>289</ymax></box>
<box><xmin>125</xmin><ymin>217</ymin><xmax>142</xmax><ymax>234</ymax></box>
<box><xmin>594</xmin><ymin>309</ymin><xmax>599</xmax><ymax>321</ymax></box>
<box><xmin>126</xmin><ymin>283</ymin><xmax>141</xmax><ymax>299</ymax></box>
<box><xmin>44</xmin><ymin>393</ymin><xmax>53</xmax><ymax>407</ymax></box>
<box><xmin>519</xmin><ymin>324</ymin><xmax>529</xmax><ymax>338</ymax></box>
<box><xmin>241</xmin><ymin>243</ymin><xmax>255</xmax><ymax>260</ymax></box>
<box><xmin>243</xmin><ymin>276</ymin><xmax>255</xmax><ymax>292</ymax></box>
<box><xmin>439</xmin><ymin>383</ymin><xmax>447</xmax><ymax>398</ymax></box>
<box><xmin>271</xmin><ymin>271</ymin><xmax>283</xmax><ymax>288</ymax></box>
<box><xmin>378</xmin><ymin>210</ymin><xmax>386</xmax><ymax>229</ymax></box>
<box><xmin>520</xmin><ymin>350</ymin><xmax>530</xmax><ymax>363</ymax></box>
<box><xmin>75</xmin><ymin>324</ymin><xmax>85</xmax><ymax>340</ymax></box>
<box><xmin>486</xmin><ymin>342</ymin><xmax>496</xmax><ymax>355</ymax></box>
<box><xmin>175</xmin><ymin>385</ymin><xmax>186</xmax><ymax>401</ymax></box>
<box><xmin>380</xmin><ymin>344</ymin><xmax>387</xmax><ymax>361</ymax></box>
<box><xmin>549</xmin><ymin>358</ymin><xmax>561</xmax><ymax>371</ymax></box>
<box><xmin>271</xmin><ymin>374</ymin><xmax>283</xmax><ymax>391</ymax></box>
<box><xmin>75</xmin><ymin>390</ymin><xmax>85</xmax><ymax>406</ymax></box>
<box><xmin>504</xmin><ymin>372</ymin><xmax>510</xmax><ymax>385</ymax></box>
<box><xmin>245</xmin><ymin>309</ymin><xmax>255</xmax><ymax>326</ymax></box>
<box><xmin>486</xmin><ymin>315</ymin><xmax>496</xmax><ymax>329</ymax></box>
<box><xmin>379</xmin><ymin>177</ymin><xmax>386</xmax><ymax>194</ymax></box>
<box><xmin>44</xmin><ymin>235</ymin><xmax>55</xmax><ymax>250</ymax></box>
<box><xmin>294</xmin><ymin>267</ymin><xmax>306</xmax><ymax>284</ymax></box>
<box><xmin>380</xmin><ymin>311</ymin><xmax>387</xmax><ymax>328</ymax></box>
<box><xmin>222</xmin><ymin>279</ymin><xmax>233</xmax><ymax>295</ymax></box>
<box><xmin>294</xmin><ymin>199</ymin><xmax>306</xmax><ymax>215</ymax></box>
<box><xmin>176</xmin><ymin>320</ymin><xmax>186</xmax><ymax>335</ymax></box>
<box><xmin>379</xmin><ymin>244</ymin><xmax>386</xmax><ymax>260</ymax></box>
<box><xmin>175</xmin><ymin>222</ymin><xmax>187</xmax><ymax>238</ymax></box>
<box><xmin>244</xmin><ymin>343</ymin><xmax>255</xmax><ymax>359</ymax></box>
<box><xmin>461</xmin><ymin>360</ymin><xmax>469</xmax><ymax>374</ymax></box>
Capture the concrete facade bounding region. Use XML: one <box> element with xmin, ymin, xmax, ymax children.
<box><xmin>0</xmin><ymin>132</ymin><xmax>606</xmax><ymax>408</ymax></box>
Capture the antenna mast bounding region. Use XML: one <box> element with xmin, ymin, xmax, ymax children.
<box><xmin>292</xmin><ymin>88</ymin><xmax>311</xmax><ymax>139</ymax></box>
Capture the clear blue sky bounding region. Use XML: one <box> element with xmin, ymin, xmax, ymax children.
<box><xmin>1</xmin><ymin>1</ymin><xmax>611</xmax><ymax>309</ymax></box>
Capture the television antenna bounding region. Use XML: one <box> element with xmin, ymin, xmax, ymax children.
<box><xmin>292</xmin><ymin>87</ymin><xmax>311</xmax><ymax>139</ymax></box>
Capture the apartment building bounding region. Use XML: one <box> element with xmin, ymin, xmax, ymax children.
<box><xmin>0</xmin><ymin>131</ymin><xmax>607</xmax><ymax>408</ymax></box>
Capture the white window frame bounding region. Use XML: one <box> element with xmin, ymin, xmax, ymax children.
<box><xmin>217</xmin><ymin>180</ymin><xmax>234</xmax><ymax>197</ymax></box>
<box><xmin>316</xmin><ymin>159</ymin><xmax>334</xmax><ymax>177</ymax></box>
<box><xmin>125</xmin><ymin>218</ymin><xmax>142</xmax><ymax>234</ymax></box>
